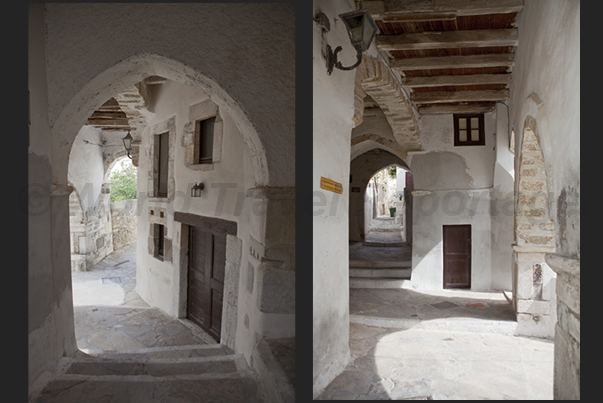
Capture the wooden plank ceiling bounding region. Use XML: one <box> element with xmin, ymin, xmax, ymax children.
<box><xmin>87</xmin><ymin>76</ymin><xmax>166</xmax><ymax>131</ymax></box>
<box><xmin>87</xmin><ymin>98</ymin><xmax>130</xmax><ymax>131</ymax></box>
<box><xmin>365</xmin><ymin>0</ymin><xmax>523</xmax><ymax>115</ymax></box>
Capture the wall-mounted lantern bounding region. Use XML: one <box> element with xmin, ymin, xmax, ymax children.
<box><xmin>191</xmin><ymin>182</ymin><xmax>204</xmax><ymax>197</ymax></box>
<box><xmin>122</xmin><ymin>130</ymin><xmax>133</xmax><ymax>159</ymax></box>
<box><xmin>316</xmin><ymin>4</ymin><xmax>379</xmax><ymax>75</ymax></box>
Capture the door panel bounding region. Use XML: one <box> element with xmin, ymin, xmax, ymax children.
<box><xmin>443</xmin><ymin>225</ymin><xmax>471</xmax><ymax>289</ymax></box>
<box><xmin>187</xmin><ymin>224</ymin><xmax>229</xmax><ymax>342</ymax></box>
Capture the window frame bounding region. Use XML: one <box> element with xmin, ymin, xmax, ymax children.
<box><xmin>155</xmin><ymin>131</ymin><xmax>170</xmax><ymax>198</ymax></box>
<box><xmin>453</xmin><ymin>114</ymin><xmax>485</xmax><ymax>146</ymax></box>
<box><xmin>194</xmin><ymin>116</ymin><xmax>216</xmax><ymax>165</ymax></box>
<box><xmin>153</xmin><ymin>223</ymin><xmax>165</xmax><ymax>260</ymax></box>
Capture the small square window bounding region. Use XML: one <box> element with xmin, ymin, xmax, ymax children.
<box><xmin>453</xmin><ymin>114</ymin><xmax>485</xmax><ymax>146</ymax></box>
<box><xmin>194</xmin><ymin>117</ymin><xmax>215</xmax><ymax>164</ymax></box>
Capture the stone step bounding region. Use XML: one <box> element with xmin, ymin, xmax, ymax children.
<box><xmin>367</xmin><ymin>227</ymin><xmax>402</xmax><ymax>232</ymax></box>
<box><xmin>363</xmin><ymin>241</ymin><xmax>406</xmax><ymax>247</ymax></box>
<box><xmin>350</xmin><ymin>278</ymin><xmax>413</xmax><ymax>289</ymax></box>
<box><xmin>350</xmin><ymin>268</ymin><xmax>411</xmax><ymax>278</ymax></box>
<box><xmin>78</xmin><ymin>343</ymin><xmax>231</xmax><ymax>360</ymax></box>
<box><xmin>35</xmin><ymin>370</ymin><xmax>263</xmax><ymax>403</ymax></box>
<box><xmin>64</xmin><ymin>354</ymin><xmax>240</xmax><ymax>377</ymax></box>
<box><xmin>350</xmin><ymin>260</ymin><xmax>411</xmax><ymax>268</ymax></box>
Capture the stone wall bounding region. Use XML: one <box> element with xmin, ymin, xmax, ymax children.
<box><xmin>86</xmin><ymin>190</ymin><xmax>114</xmax><ymax>266</ymax></box>
<box><xmin>110</xmin><ymin>199</ymin><xmax>137</xmax><ymax>251</ymax></box>
<box><xmin>513</xmin><ymin>127</ymin><xmax>557</xmax><ymax>338</ymax></box>
<box><xmin>68</xmin><ymin>126</ymin><xmax>114</xmax><ymax>271</ymax></box>
<box><xmin>509</xmin><ymin>1</ymin><xmax>580</xmax><ymax>398</ymax></box>
<box><xmin>406</xmin><ymin>112</ymin><xmax>499</xmax><ymax>291</ymax></box>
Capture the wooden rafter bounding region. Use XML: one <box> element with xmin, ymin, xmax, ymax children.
<box><xmin>412</xmin><ymin>89</ymin><xmax>509</xmax><ymax>104</ymax></box>
<box><xmin>390</xmin><ymin>54</ymin><xmax>514</xmax><ymax>71</ymax></box>
<box><xmin>418</xmin><ymin>103</ymin><xmax>496</xmax><ymax>115</ymax></box>
<box><xmin>403</xmin><ymin>73</ymin><xmax>512</xmax><ymax>88</ymax></box>
<box><xmin>366</xmin><ymin>0</ymin><xmax>524</xmax><ymax>19</ymax></box>
<box><xmin>376</xmin><ymin>29</ymin><xmax>518</xmax><ymax>51</ymax></box>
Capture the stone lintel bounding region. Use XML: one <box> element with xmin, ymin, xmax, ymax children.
<box><xmin>512</xmin><ymin>244</ymin><xmax>555</xmax><ymax>254</ymax></box>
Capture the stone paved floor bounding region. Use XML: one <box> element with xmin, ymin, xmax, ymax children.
<box><xmin>316</xmin><ymin>323</ymin><xmax>554</xmax><ymax>400</ymax></box>
<box><xmin>72</xmin><ymin>243</ymin><xmax>145</xmax><ymax>307</ymax></box>
<box><xmin>71</xmin><ymin>243</ymin><xmax>215</xmax><ymax>353</ymax></box>
<box><xmin>33</xmin><ymin>243</ymin><xmax>273</xmax><ymax>403</ymax></box>
<box><xmin>350</xmin><ymin>288</ymin><xmax>516</xmax><ymax>322</ymax></box>
<box><xmin>317</xmin><ymin>288</ymin><xmax>554</xmax><ymax>400</ymax></box>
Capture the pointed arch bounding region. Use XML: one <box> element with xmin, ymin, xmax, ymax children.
<box><xmin>50</xmin><ymin>53</ymin><xmax>269</xmax><ymax>188</ymax></box>
<box><xmin>512</xmin><ymin>115</ymin><xmax>557</xmax><ymax>338</ymax></box>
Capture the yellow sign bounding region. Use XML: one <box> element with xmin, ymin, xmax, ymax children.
<box><xmin>320</xmin><ymin>177</ymin><xmax>343</xmax><ymax>194</ymax></box>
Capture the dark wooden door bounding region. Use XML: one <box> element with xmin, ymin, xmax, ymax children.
<box><xmin>443</xmin><ymin>225</ymin><xmax>471</xmax><ymax>289</ymax></box>
<box><xmin>187</xmin><ymin>226</ymin><xmax>226</xmax><ymax>342</ymax></box>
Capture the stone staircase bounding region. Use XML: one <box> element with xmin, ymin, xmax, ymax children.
<box><xmin>349</xmin><ymin>258</ymin><xmax>412</xmax><ymax>289</ymax></box>
<box><xmin>33</xmin><ymin>345</ymin><xmax>267</xmax><ymax>402</ymax></box>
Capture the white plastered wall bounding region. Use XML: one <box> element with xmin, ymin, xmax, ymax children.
<box><xmin>135</xmin><ymin>80</ymin><xmax>263</xmax><ymax>360</ymax></box>
<box><xmin>313</xmin><ymin>0</ymin><xmax>359</xmax><ymax>397</ymax></box>
<box><xmin>407</xmin><ymin>112</ymin><xmax>499</xmax><ymax>290</ymax></box>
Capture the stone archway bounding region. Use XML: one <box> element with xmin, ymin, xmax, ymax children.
<box><xmin>513</xmin><ymin>116</ymin><xmax>557</xmax><ymax>338</ymax></box>
<box><xmin>50</xmin><ymin>53</ymin><xmax>292</xmax><ymax>362</ymax></box>
<box><xmin>349</xmin><ymin>148</ymin><xmax>412</xmax><ymax>243</ymax></box>
<box><xmin>50</xmin><ymin>53</ymin><xmax>271</xmax><ymax>190</ymax></box>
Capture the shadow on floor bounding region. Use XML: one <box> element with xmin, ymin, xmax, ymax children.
<box><xmin>350</xmin><ymin>288</ymin><xmax>516</xmax><ymax>323</ymax></box>
<box><xmin>317</xmin><ymin>286</ymin><xmax>553</xmax><ymax>399</ymax></box>
<box><xmin>316</xmin><ymin>321</ymin><xmax>554</xmax><ymax>400</ymax></box>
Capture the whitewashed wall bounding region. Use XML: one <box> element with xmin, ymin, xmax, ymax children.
<box><xmin>407</xmin><ymin>112</ymin><xmax>498</xmax><ymax>290</ymax></box>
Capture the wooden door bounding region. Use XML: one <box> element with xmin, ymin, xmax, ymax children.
<box><xmin>187</xmin><ymin>226</ymin><xmax>226</xmax><ymax>342</ymax></box>
<box><xmin>443</xmin><ymin>225</ymin><xmax>471</xmax><ymax>289</ymax></box>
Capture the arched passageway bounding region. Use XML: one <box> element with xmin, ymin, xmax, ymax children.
<box><xmin>349</xmin><ymin>149</ymin><xmax>412</xmax><ymax>244</ymax></box>
<box><xmin>29</xmin><ymin>4</ymin><xmax>295</xmax><ymax>401</ymax></box>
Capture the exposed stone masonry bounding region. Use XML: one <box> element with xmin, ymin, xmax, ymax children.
<box><xmin>69</xmin><ymin>186</ymin><xmax>114</xmax><ymax>271</ymax></box>
<box><xmin>358</xmin><ymin>56</ymin><xmax>422</xmax><ymax>152</ymax></box>
<box><xmin>514</xmin><ymin>128</ymin><xmax>556</xmax><ymax>338</ymax></box>
<box><xmin>110</xmin><ymin>199</ymin><xmax>137</xmax><ymax>251</ymax></box>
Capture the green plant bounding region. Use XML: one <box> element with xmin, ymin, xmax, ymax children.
<box><xmin>387</xmin><ymin>166</ymin><xmax>396</xmax><ymax>179</ymax></box>
<box><xmin>109</xmin><ymin>161</ymin><xmax>137</xmax><ymax>202</ymax></box>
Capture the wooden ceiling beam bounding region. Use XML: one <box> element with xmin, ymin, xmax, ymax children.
<box><xmin>87</xmin><ymin>119</ymin><xmax>131</xmax><ymax>127</ymax></box>
<box><xmin>390</xmin><ymin>53</ymin><xmax>514</xmax><ymax>70</ymax></box>
<box><xmin>418</xmin><ymin>103</ymin><xmax>496</xmax><ymax>115</ymax></box>
<box><xmin>366</xmin><ymin>0</ymin><xmax>523</xmax><ymax>19</ymax></box>
<box><xmin>412</xmin><ymin>89</ymin><xmax>508</xmax><ymax>104</ymax></box>
<box><xmin>404</xmin><ymin>73</ymin><xmax>512</xmax><ymax>87</ymax></box>
<box><xmin>382</xmin><ymin>12</ymin><xmax>458</xmax><ymax>22</ymax></box>
<box><xmin>89</xmin><ymin>111</ymin><xmax>127</xmax><ymax>119</ymax></box>
<box><xmin>376</xmin><ymin>28</ymin><xmax>518</xmax><ymax>51</ymax></box>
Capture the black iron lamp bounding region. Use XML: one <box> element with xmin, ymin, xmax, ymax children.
<box><xmin>191</xmin><ymin>183</ymin><xmax>204</xmax><ymax>197</ymax></box>
<box><xmin>325</xmin><ymin>8</ymin><xmax>379</xmax><ymax>75</ymax></box>
<box><xmin>122</xmin><ymin>130</ymin><xmax>133</xmax><ymax>159</ymax></box>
